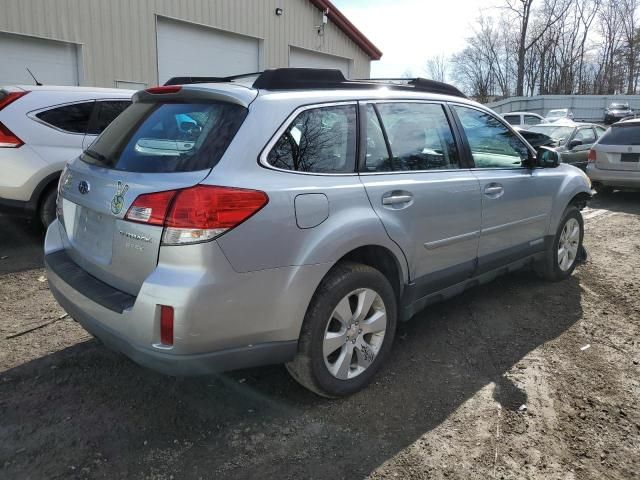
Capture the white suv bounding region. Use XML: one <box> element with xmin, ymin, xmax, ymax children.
<box><xmin>0</xmin><ymin>86</ymin><xmax>134</xmax><ymax>226</ymax></box>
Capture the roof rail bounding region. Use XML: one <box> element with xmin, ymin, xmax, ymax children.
<box><xmin>165</xmin><ymin>68</ymin><xmax>467</xmax><ymax>98</ymax></box>
<box><xmin>164</xmin><ymin>72</ymin><xmax>261</xmax><ymax>86</ymax></box>
<box><xmin>252</xmin><ymin>68</ymin><xmax>467</xmax><ymax>98</ymax></box>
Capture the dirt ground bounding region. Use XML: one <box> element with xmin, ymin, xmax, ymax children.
<box><xmin>0</xmin><ymin>192</ymin><xmax>639</xmax><ymax>480</ymax></box>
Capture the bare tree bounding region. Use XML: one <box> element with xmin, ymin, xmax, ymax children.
<box><xmin>425</xmin><ymin>54</ymin><xmax>448</xmax><ymax>82</ymax></box>
<box><xmin>505</xmin><ymin>0</ymin><xmax>574</xmax><ymax>96</ymax></box>
<box><xmin>620</xmin><ymin>0</ymin><xmax>639</xmax><ymax>94</ymax></box>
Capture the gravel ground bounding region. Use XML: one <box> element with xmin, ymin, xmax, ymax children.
<box><xmin>0</xmin><ymin>192</ymin><xmax>639</xmax><ymax>479</ymax></box>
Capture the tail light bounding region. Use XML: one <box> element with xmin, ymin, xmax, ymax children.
<box><xmin>0</xmin><ymin>91</ymin><xmax>28</xmax><ymax>110</ymax></box>
<box><xmin>124</xmin><ymin>185</ymin><xmax>268</xmax><ymax>245</ymax></box>
<box><xmin>160</xmin><ymin>305</ymin><xmax>174</xmax><ymax>346</ymax></box>
<box><xmin>0</xmin><ymin>92</ymin><xmax>28</xmax><ymax>148</ymax></box>
<box><xmin>588</xmin><ymin>149</ymin><xmax>597</xmax><ymax>163</ymax></box>
<box><xmin>0</xmin><ymin>122</ymin><xmax>23</xmax><ymax>148</ymax></box>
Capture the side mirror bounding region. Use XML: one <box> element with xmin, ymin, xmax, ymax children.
<box><xmin>568</xmin><ymin>139</ymin><xmax>583</xmax><ymax>150</ymax></box>
<box><xmin>536</xmin><ymin>146</ymin><xmax>560</xmax><ymax>168</ymax></box>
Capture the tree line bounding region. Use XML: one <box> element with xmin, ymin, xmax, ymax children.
<box><xmin>429</xmin><ymin>0</ymin><xmax>639</xmax><ymax>102</ymax></box>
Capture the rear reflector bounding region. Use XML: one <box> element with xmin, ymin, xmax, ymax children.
<box><xmin>145</xmin><ymin>86</ymin><xmax>182</xmax><ymax>94</ymax></box>
<box><xmin>160</xmin><ymin>305</ymin><xmax>174</xmax><ymax>346</ymax></box>
<box><xmin>0</xmin><ymin>121</ymin><xmax>23</xmax><ymax>148</ymax></box>
<box><xmin>588</xmin><ymin>149</ymin><xmax>596</xmax><ymax>163</ymax></box>
<box><xmin>0</xmin><ymin>91</ymin><xmax>28</xmax><ymax>111</ymax></box>
<box><xmin>124</xmin><ymin>185</ymin><xmax>268</xmax><ymax>245</ymax></box>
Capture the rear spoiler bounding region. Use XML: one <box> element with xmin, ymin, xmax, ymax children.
<box><xmin>133</xmin><ymin>85</ymin><xmax>255</xmax><ymax>108</ymax></box>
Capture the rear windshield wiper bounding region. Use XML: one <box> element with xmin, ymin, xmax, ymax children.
<box><xmin>84</xmin><ymin>149</ymin><xmax>107</xmax><ymax>162</ymax></box>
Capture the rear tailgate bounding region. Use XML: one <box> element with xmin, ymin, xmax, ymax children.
<box><xmin>57</xmin><ymin>86</ymin><xmax>252</xmax><ymax>295</ymax></box>
<box><xmin>595</xmin><ymin>123</ymin><xmax>640</xmax><ymax>171</ymax></box>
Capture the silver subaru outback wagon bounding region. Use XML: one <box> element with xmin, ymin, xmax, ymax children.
<box><xmin>45</xmin><ymin>69</ymin><xmax>592</xmax><ymax>397</ymax></box>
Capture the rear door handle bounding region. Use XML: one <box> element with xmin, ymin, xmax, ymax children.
<box><xmin>382</xmin><ymin>194</ymin><xmax>413</xmax><ymax>205</ymax></box>
<box><xmin>484</xmin><ymin>185</ymin><xmax>504</xmax><ymax>196</ymax></box>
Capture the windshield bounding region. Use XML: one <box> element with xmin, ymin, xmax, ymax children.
<box><xmin>609</xmin><ymin>104</ymin><xmax>630</xmax><ymax>110</ymax></box>
<box><xmin>528</xmin><ymin>125</ymin><xmax>574</xmax><ymax>143</ymax></box>
<box><xmin>546</xmin><ymin>110</ymin><xmax>566</xmax><ymax>118</ymax></box>
<box><xmin>81</xmin><ymin>101</ymin><xmax>247</xmax><ymax>173</ymax></box>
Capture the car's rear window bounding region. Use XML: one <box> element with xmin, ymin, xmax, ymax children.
<box><xmin>81</xmin><ymin>101</ymin><xmax>247</xmax><ymax>173</ymax></box>
<box><xmin>598</xmin><ymin>125</ymin><xmax>640</xmax><ymax>146</ymax></box>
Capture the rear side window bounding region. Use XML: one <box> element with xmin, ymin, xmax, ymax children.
<box><xmin>36</xmin><ymin>101</ymin><xmax>95</xmax><ymax>134</ymax></box>
<box><xmin>267</xmin><ymin>104</ymin><xmax>357</xmax><ymax>173</ymax></box>
<box><xmin>87</xmin><ymin>100</ymin><xmax>131</xmax><ymax>135</ymax></box>
<box><xmin>368</xmin><ymin>102</ymin><xmax>460</xmax><ymax>171</ymax></box>
<box><xmin>81</xmin><ymin>102</ymin><xmax>247</xmax><ymax>173</ymax></box>
<box><xmin>598</xmin><ymin>125</ymin><xmax>640</xmax><ymax>145</ymax></box>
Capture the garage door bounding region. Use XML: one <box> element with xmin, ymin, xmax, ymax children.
<box><xmin>0</xmin><ymin>32</ymin><xmax>79</xmax><ymax>86</ymax></box>
<box><xmin>156</xmin><ymin>18</ymin><xmax>260</xmax><ymax>85</ymax></box>
<box><xmin>289</xmin><ymin>47</ymin><xmax>351</xmax><ymax>77</ymax></box>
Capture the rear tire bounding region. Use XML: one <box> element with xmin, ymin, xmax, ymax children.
<box><xmin>286</xmin><ymin>262</ymin><xmax>397</xmax><ymax>398</ymax></box>
<box><xmin>39</xmin><ymin>187</ymin><xmax>57</xmax><ymax>228</ymax></box>
<box><xmin>593</xmin><ymin>183</ymin><xmax>613</xmax><ymax>195</ymax></box>
<box><xmin>535</xmin><ymin>206</ymin><xmax>584</xmax><ymax>282</ymax></box>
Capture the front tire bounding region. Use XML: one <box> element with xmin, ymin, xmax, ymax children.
<box><xmin>535</xmin><ymin>206</ymin><xmax>584</xmax><ymax>282</ymax></box>
<box><xmin>286</xmin><ymin>262</ymin><xmax>397</xmax><ymax>398</ymax></box>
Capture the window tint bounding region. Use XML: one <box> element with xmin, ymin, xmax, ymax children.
<box><xmin>524</xmin><ymin>115</ymin><xmax>541</xmax><ymax>126</ymax></box>
<box><xmin>597</xmin><ymin>124</ymin><xmax>640</xmax><ymax>145</ymax></box>
<box><xmin>36</xmin><ymin>101</ymin><xmax>95</xmax><ymax>134</ymax></box>
<box><xmin>453</xmin><ymin>105</ymin><xmax>530</xmax><ymax>168</ymax></box>
<box><xmin>364</xmin><ymin>105</ymin><xmax>392</xmax><ymax>171</ymax></box>
<box><xmin>370</xmin><ymin>102</ymin><xmax>459</xmax><ymax>171</ymax></box>
<box><xmin>573</xmin><ymin>127</ymin><xmax>596</xmax><ymax>144</ymax></box>
<box><xmin>503</xmin><ymin>115</ymin><xmax>520</xmax><ymax>125</ymax></box>
<box><xmin>81</xmin><ymin>102</ymin><xmax>247</xmax><ymax>173</ymax></box>
<box><xmin>267</xmin><ymin>105</ymin><xmax>356</xmax><ymax>173</ymax></box>
<box><xmin>88</xmin><ymin>100</ymin><xmax>131</xmax><ymax>135</ymax></box>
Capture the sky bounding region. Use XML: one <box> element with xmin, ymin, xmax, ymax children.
<box><xmin>332</xmin><ymin>0</ymin><xmax>502</xmax><ymax>78</ymax></box>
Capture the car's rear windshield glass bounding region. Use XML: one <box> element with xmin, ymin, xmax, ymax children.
<box><xmin>598</xmin><ymin>125</ymin><xmax>640</xmax><ymax>145</ymax></box>
<box><xmin>81</xmin><ymin>101</ymin><xmax>247</xmax><ymax>173</ymax></box>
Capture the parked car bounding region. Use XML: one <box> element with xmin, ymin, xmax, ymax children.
<box><xmin>587</xmin><ymin>119</ymin><xmax>640</xmax><ymax>194</ymax></box>
<box><xmin>0</xmin><ymin>86</ymin><xmax>134</xmax><ymax>226</ymax></box>
<box><xmin>604</xmin><ymin>102</ymin><xmax>634</xmax><ymax>125</ymax></box>
<box><xmin>543</xmin><ymin>108</ymin><xmax>574</xmax><ymax>123</ymax></box>
<box><xmin>44</xmin><ymin>69</ymin><xmax>591</xmax><ymax>398</ymax></box>
<box><xmin>502</xmin><ymin>111</ymin><xmax>544</xmax><ymax>129</ymax></box>
<box><xmin>527</xmin><ymin>122</ymin><xmax>607</xmax><ymax>170</ymax></box>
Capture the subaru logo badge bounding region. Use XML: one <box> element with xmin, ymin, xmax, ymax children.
<box><xmin>78</xmin><ymin>180</ymin><xmax>90</xmax><ymax>195</ymax></box>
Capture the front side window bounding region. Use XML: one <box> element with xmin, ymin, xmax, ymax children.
<box><xmin>36</xmin><ymin>101</ymin><xmax>95</xmax><ymax>134</ymax></box>
<box><xmin>267</xmin><ymin>104</ymin><xmax>357</xmax><ymax>173</ymax></box>
<box><xmin>368</xmin><ymin>102</ymin><xmax>459</xmax><ymax>172</ymax></box>
<box><xmin>573</xmin><ymin>127</ymin><xmax>596</xmax><ymax>144</ymax></box>
<box><xmin>524</xmin><ymin>115</ymin><xmax>541</xmax><ymax>126</ymax></box>
<box><xmin>453</xmin><ymin>105</ymin><xmax>530</xmax><ymax>169</ymax></box>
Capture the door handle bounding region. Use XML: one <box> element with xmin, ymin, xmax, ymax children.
<box><xmin>382</xmin><ymin>194</ymin><xmax>413</xmax><ymax>205</ymax></box>
<box><xmin>484</xmin><ymin>185</ymin><xmax>504</xmax><ymax>196</ymax></box>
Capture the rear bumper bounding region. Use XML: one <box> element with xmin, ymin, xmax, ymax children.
<box><xmin>587</xmin><ymin>165</ymin><xmax>640</xmax><ymax>189</ymax></box>
<box><xmin>48</xmin><ymin>276</ymin><xmax>296</xmax><ymax>376</ymax></box>
<box><xmin>44</xmin><ymin>219</ymin><xmax>328</xmax><ymax>376</ymax></box>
